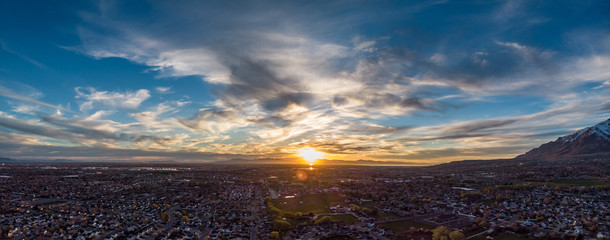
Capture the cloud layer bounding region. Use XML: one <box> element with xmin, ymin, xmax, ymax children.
<box><xmin>0</xmin><ymin>1</ymin><xmax>609</xmax><ymax>163</ymax></box>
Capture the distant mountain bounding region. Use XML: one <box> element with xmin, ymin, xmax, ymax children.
<box><xmin>0</xmin><ymin>157</ymin><xmax>15</xmax><ymax>162</ymax></box>
<box><xmin>516</xmin><ymin>118</ymin><xmax>610</xmax><ymax>160</ymax></box>
<box><xmin>217</xmin><ymin>158</ymin><xmax>410</xmax><ymax>166</ymax></box>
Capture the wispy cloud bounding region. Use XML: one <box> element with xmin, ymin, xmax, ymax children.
<box><xmin>0</xmin><ymin>40</ymin><xmax>48</xmax><ymax>69</ymax></box>
<box><xmin>75</xmin><ymin>87</ymin><xmax>150</xmax><ymax>111</ymax></box>
<box><xmin>0</xmin><ymin>84</ymin><xmax>72</xmax><ymax>113</ymax></box>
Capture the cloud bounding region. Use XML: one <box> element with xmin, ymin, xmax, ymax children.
<box><xmin>0</xmin><ymin>112</ymin><xmax>81</xmax><ymax>143</ymax></box>
<box><xmin>75</xmin><ymin>87</ymin><xmax>150</xmax><ymax>111</ymax></box>
<box><xmin>0</xmin><ymin>84</ymin><xmax>72</xmax><ymax>112</ymax></box>
<box><xmin>4</xmin><ymin>0</ymin><xmax>603</xmax><ymax>163</ymax></box>
<box><xmin>439</xmin><ymin>119</ymin><xmax>519</xmax><ymax>133</ymax></box>
<box><xmin>373</xmin><ymin>145</ymin><xmax>530</xmax><ymax>160</ymax></box>
<box><xmin>130</xmin><ymin>100</ymin><xmax>189</xmax><ymax>132</ymax></box>
<box><xmin>0</xmin><ymin>40</ymin><xmax>48</xmax><ymax>69</ymax></box>
<box><xmin>155</xmin><ymin>86</ymin><xmax>172</xmax><ymax>94</ymax></box>
<box><xmin>177</xmin><ymin>108</ymin><xmax>247</xmax><ymax>135</ymax></box>
<box><xmin>147</xmin><ymin>48</ymin><xmax>230</xmax><ymax>84</ymax></box>
<box><xmin>0</xmin><ymin>141</ymin><xmax>258</xmax><ymax>162</ymax></box>
<box><xmin>0</xmin><ymin>111</ymin><xmax>177</xmax><ymax>148</ymax></box>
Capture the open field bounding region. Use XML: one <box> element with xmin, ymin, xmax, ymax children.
<box><xmin>320</xmin><ymin>214</ymin><xmax>360</xmax><ymax>224</ymax></box>
<box><xmin>360</xmin><ymin>201</ymin><xmax>399</xmax><ymax>221</ymax></box>
<box><xmin>273</xmin><ymin>192</ymin><xmax>346</xmax><ymax>214</ymax></box>
<box><xmin>504</xmin><ymin>179</ymin><xmax>610</xmax><ymax>188</ymax></box>
<box><xmin>550</xmin><ymin>179</ymin><xmax>610</xmax><ymax>187</ymax></box>
<box><xmin>378</xmin><ymin>219</ymin><xmax>434</xmax><ymax>234</ymax></box>
<box><xmin>469</xmin><ymin>232</ymin><xmax>530</xmax><ymax>240</ymax></box>
<box><xmin>494</xmin><ymin>233</ymin><xmax>530</xmax><ymax>240</ymax></box>
<box><xmin>327</xmin><ymin>235</ymin><xmax>355</xmax><ymax>240</ymax></box>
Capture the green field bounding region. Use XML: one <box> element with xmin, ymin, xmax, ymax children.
<box><xmin>505</xmin><ymin>179</ymin><xmax>610</xmax><ymax>188</ymax></box>
<box><xmin>495</xmin><ymin>233</ymin><xmax>530</xmax><ymax>240</ymax></box>
<box><xmin>378</xmin><ymin>219</ymin><xmax>434</xmax><ymax>233</ymax></box>
<box><xmin>360</xmin><ymin>201</ymin><xmax>398</xmax><ymax>221</ymax></box>
<box><xmin>318</xmin><ymin>214</ymin><xmax>359</xmax><ymax>224</ymax></box>
<box><xmin>40</xmin><ymin>201</ymin><xmax>65</xmax><ymax>206</ymax></box>
<box><xmin>550</xmin><ymin>179</ymin><xmax>610</xmax><ymax>187</ymax></box>
<box><xmin>327</xmin><ymin>235</ymin><xmax>355</xmax><ymax>240</ymax></box>
<box><xmin>469</xmin><ymin>232</ymin><xmax>531</xmax><ymax>240</ymax></box>
<box><xmin>273</xmin><ymin>192</ymin><xmax>346</xmax><ymax>214</ymax></box>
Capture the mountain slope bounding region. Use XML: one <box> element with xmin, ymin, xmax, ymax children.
<box><xmin>516</xmin><ymin>118</ymin><xmax>610</xmax><ymax>160</ymax></box>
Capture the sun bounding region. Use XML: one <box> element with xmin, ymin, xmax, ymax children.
<box><xmin>298</xmin><ymin>148</ymin><xmax>324</xmax><ymax>166</ymax></box>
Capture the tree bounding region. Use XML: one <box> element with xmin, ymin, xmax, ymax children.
<box><xmin>314</xmin><ymin>216</ymin><xmax>335</xmax><ymax>224</ymax></box>
<box><xmin>272</xmin><ymin>219</ymin><xmax>291</xmax><ymax>230</ymax></box>
<box><xmin>496</xmin><ymin>193</ymin><xmax>505</xmax><ymax>202</ymax></box>
<box><xmin>449</xmin><ymin>231</ymin><xmax>465</xmax><ymax>240</ymax></box>
<box><xmin>282</xmin><ymin>211</ymin><xmax>297</xmax><ymax>219</ymax></box>
<box><xmin>268</xmin><ymin>206</ymin><xmax>281</xmax><ymax>217</ymax></box>
<box><xmin>269</xmin><ymin>231</ymin><xmax>280</xmax><ymax>239</ymax></box>
<box><xmin>432</xmin><ymin>226</ymin><xmax>450</xmax><ymax>240</ymax></box>
<box><xmin>181</xmin><ymin>216</ymin><xmax>190</xmax><ymax>222</ymax></box>
<box><xmin>160</xmin><ymin>212</ymin><xmax>170</xmax><ymax>222</ymax></box>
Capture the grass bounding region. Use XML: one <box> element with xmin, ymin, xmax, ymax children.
<box><xmin>320</xmin><ymin>214</ymin><xmax>359</xmax><ymax>224</ymax></box>
<box><xmin>40</xmin><ymin>201</ymin><xmax>65</xmax><ymax>206</ymax></box>
<box><xmin>508</xmin><ymin>179</ymin><xmax>610</xmax><ymax>187</ymax></box>
<box><xmin>378</xmin><ymin>219</ymin><xmax>434</xmax><ymax>234</ymax></box>
<box><xmin>360</xmin><ymin>201</ymin><xmax>398</xmax><ymax>221</ymax></box>
<box><xmin>273</xmin><ymin>192</ymin><xmax>346</xmax><ymax>214</ymax></box>
<box><xmin>549</xmin><ymin>179</ymin><xmax>610</xmax><ymax>187</ymax></box>
<box><xmin>327</xmin><ymin>235</ymin><xmax>354</xmax><ymax>240</ymax></box>
<box><xmin>479</xmin><ymin>199</ymin><xmax>495</xmax><ymax>205</ymax></box>
<box><xmin>494</xmin><ymin>233</ymin><xmax>530</xmax><ymax>240</ymax></box>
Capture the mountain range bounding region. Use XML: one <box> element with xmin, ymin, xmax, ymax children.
<box><xmin>515</xmin><ymin>118</ymin><xmax>610</xmax><ymax>160</ymax></box>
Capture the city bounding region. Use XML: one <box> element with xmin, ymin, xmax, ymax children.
<box><xmin>1</xmin><ymin>159</ymin><xmax>608</xmax><ymax>239</ymax></box>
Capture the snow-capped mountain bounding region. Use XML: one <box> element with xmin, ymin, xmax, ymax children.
<box><xmin>515</xmin><ymin>118</ymin><xmax>610</xmax><ymax>160</ymax></box>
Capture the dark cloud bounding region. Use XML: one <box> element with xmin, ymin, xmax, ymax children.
<box><xmin>400</xmin><ymin>133</ymin><xmax>491</xmax><ymax>142</ymax></box>
<box><xmin>373</xmin><ymin>146</ymin><xmax>530</xmax><ymax>160</ymax></box>
<box><xmin>0</xmin><ymin>141</ymin><xmax>256</xmax><ymax>162</ymax></box>
<box><xmin>246</xmin><ymin>115</ymin><xmax>293</xmax><ymax>128</ymax></box>
<box><xmin>177</xmin><ymin>108</ymin><xmax>239</xmax><ymax>133</ymax></box>
<box><xmin>347</xmin><ymin>123</ymin><xmax>411</xmax><ymax>135</ymax></box>
<box><xmin>441</xmin><ymin>119</ymin><xmax>518</xmax><ymax>133</ymax></box>
<box><xmin>0</xmin><ymin>114</ymin><xmax>171</xmax><ymax>146</ymax></box>
<box><xmin>40</xmin><ymin>115</ymin><xmax>128</xmax><ymax>141</ymax></box>
<box><xmin>333</xmin><ymin>93</ymin><xmax>437</xmax><ymax>113</ymax></box>
<box><xmin>601</xmin><ymin>101</ymin><xmax>610</xmax><ymax>111</ymax></box>
<box><xmin>262</xmin><ymin>92</ymin><xmax>314</xmax><ymax>112</ymax></box>
<box><xmin>214</xmin><ymin>57</ymin><xmax>311</xmax><ymax>111</ymax></box>
<box><xmin>302</xmin><ymin>141</ymin><xmax>397</xmax><ymax>155</ymax></box>
<box><xmin>0</xmin><ymin>116</ymin><xmax>79</xmax><ymax>142</ymax></box>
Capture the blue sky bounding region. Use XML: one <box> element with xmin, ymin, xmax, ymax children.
<box><xmin>0</xmin><ymin>0</ymin><xmax>609</xmax><ymax>164</ymax></box>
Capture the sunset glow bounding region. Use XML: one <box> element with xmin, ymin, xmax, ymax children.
<box><xmin>298</xmin><ymin>148</ymin><xmax>324</xmax><ymax>165</ymax></box>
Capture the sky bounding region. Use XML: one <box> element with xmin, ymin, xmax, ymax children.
<box><xmin>0</xmin><ymin>0</ymin><xmax>609</xmax><ymax>165</ymax></box>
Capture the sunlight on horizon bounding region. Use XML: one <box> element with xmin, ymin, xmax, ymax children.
<box><xmin>297</xmin><ymin>148</ymin><xmax>324</xmax><ymax>166</ymax></box>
